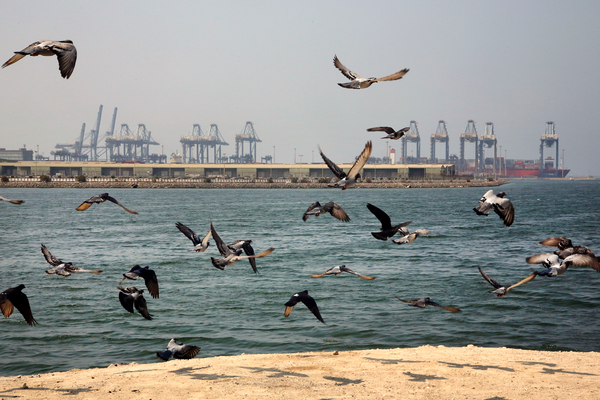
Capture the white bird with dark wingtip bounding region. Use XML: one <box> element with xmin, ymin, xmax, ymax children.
<box><xmin>175</xmin><ymin>222</ymin><xmax>211</xmax><ymax>252</ymax></box>
<box><xmin>2</xmin><ymin>40</ymin><xmax>77</xmax><ymax>79</ymax></box>
<box><xmin>478</xmin><ymin>266</ymin><xmax>537</xmax><ymax>297</ymax></box>
<box><xmin>302</xmin><ymin>201</ymin><xmax>350</xmax><ymax>222</ymax></box>
<box><xmin>117</xmin><ymin>286</ymin><xmax>153</xmax><ymax>320</ymax></box>
<box><xmin>156</xmin><ymin>339</ymin><xmax>201</xmax><ymax>361</ymax></box>
<box><xmin>333</xmin><ymin>55</ymin><xmax>409</xmax><ymax>89</ymax></box>
<box><xmin>396</xmin><ymin>296</ymin><xmax>461</xmax><ymax>313</ymax></box>
<box><xmin>119</xmin><ymin>265</ymin><xmax>159</xmax><ymax>299</ymax></box>
<box><xmin>473</xmin><ymin>190</ymin><xmax>514</xmax><ymax>227</ymax></box>
<box><xmin>41</xmin><ymin>244</ymin><xmax>103</xmax><ymax>276</ymax></box>
<box><xmin>210</xmin><ymin>223</ymin><xmax>274</xmax><ymax>273</ymax></box>
<box><xmin>319</xmin><ymin>141</ymin><xmax>372</xmax><ymax>190</ymax></box>
<box><xmin>310</xmin><ymin>265</ymin><xmax>375</xmax><ymax>280</ymax></box>
<box><xmin>538</xmin><ymin>237</ymin><xmax>600</xmax><ymax>272</ymax></box>
<box><xmin>392</xmin><ymin>229</ymin><xmax>430</xmax><ymax>245</ymax></box>
<box><xmin>0</xmin><ymin>195</ymin><xmax>24</xmax><ymax>205</ymax></box>
<box><xmin>76</xmin><ymin>193</ymin><xmax>138</xmax><ymax>214</ymax></box>
<box><xmin>0</xmin><ymin>284</ymin><xmax>37</xmax><ymax>326</ymax></box>
<box><xmin>366</xmin><ymin>203</ymin><xmax>412</xmax><ymax>241</ymax></box>
<box><xmin>367</xmin><ymin>126</ymin><xmax>409</xmax><ymax>140</ymax></box>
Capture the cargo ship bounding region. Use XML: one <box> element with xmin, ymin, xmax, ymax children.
<box><xmin>461</xmin><ymin>157</ymin><xmax>570</xmax><ymax>178</ymax></box>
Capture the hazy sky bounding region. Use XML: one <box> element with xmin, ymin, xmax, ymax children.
<box><xmin>1</xmin><ymin>1</ymin><xmax>599</xmax><ymax>176</ymax></box>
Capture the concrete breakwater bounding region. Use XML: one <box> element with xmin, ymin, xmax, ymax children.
<box><xmin>0</xmin><ymin>179</ymin><xmax>507</xmax><ymax>189</ymax></box>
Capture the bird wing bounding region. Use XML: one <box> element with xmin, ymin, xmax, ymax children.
<box><xmin>156</xmin><ymin>350</ymin><xmax>173</xmax><ymax>361</ymax></box>
<box><xmin>52</xmin><ymin>41</ymin><xmax>77</xmax><ymax>79</ymax></box>
<box><xmin>310</xmin><ymin>266</ymin><xmax>338</xmax><ymax>278</ymax></box>
<box><xmin>105</xmin><ymin>195</ymin><xmax>138</xmax><ymax>214</ymax></box>
<box><xmin>40</xmin><ymin>244</ymin><xmax>63</xmax><ymax>266</ymax></box>
<box><xmin>134</xmin><ymin>295</ymin><xmax>153</xmax><ymax>320</ymax></box>
<box><xmin>493</xmin><ymin>198</ymin><xmax>514</xmax><ymax>227</ymax></box>
<box><xmin>318</xmin><ymin>146</ymin><xmax>346</xmax><ymax>180</ymax></box>
<box><xmin>341</xmin><ymin>266</ymin><xmax>375</xmax><ymax>280</ymax></box>
<box><xmin>0</xmin><ymin>196</ymin><xmax>24</xmax><ymax>204</ymax></box>
<box><xmin>393</xmin><ymin>232</ymin><xmax>418</xmax><ymax>245</ymax></box>
<box><xmin>1</xmin><ymin>41</ymin><xmax>42</xmax><ymax>68</ymax></box>
<box><xmin>9</xmin><ymin>291</ymin><xmax>37</xmax><ymax>326</ymax></box>
<box><xmin>200</xmin><ymin>229</ymin><xmax>212</xmax><ymax>249</ymax></box>
<box><xmin>0</xmin><ymin>293</ymin><xmax>14</xmax><ymax>318</ymax></box>
<box><xmin>241</xmin><ymin>242</ymin><xmax>258</xmax><ymax>274</ymax></box>
<box><xmin>506</xmin><ymin>272</ymin><xmax>538</xmax><ymax>292</ymax></box>
<box><xmin>525</xmin><ymin>253</ymin><xmax>555</xmax><ymax>264</ymax></box>
<box><xmin>140</xmin><ymin>268</ymin><xmax>159</xmax><ymax>299</ymax></box>
<box><xmin>347</xmin><ymin>141</ymin><xmax>372</xmax><ymax>179</ymax></box>
<box><xmin>299</xmin><ymin>293</ymin><xmax>325</xmax><ymax>324</ymax></box>
<box><xmin>395</xmin><ymin>297</ymin><xmax>417</xmax><ymax>304</ymax></box>
<box><xmin>118</xmin><ymin>290</ymin><xmax>136</xmax><ymax>313</ymax></box>
<box><xmin>173</xmin><ymin>344</ymin><xmax>201</xmax><ymax>360</ymax></box>
<box><xmin>322</xmin><ymin>202</ymin><xmax>350</xmax><ymax>222</ymax></box>
<box><xmin>565</xmin><ymin>254</ymin><xmax>600</xmax><ymax>272</ymax></box>
<box><xmin>283</xmin><ymin>293</ymin><xmax>301</xmax><ymax>316</ymax></box>
<box><xmin>366</xmin><ymin>203</ymin><xmax>392</xmax><ymax>230</ymax></box>
<box><xmin>75</xmin><ymin>201</ymin><xmax>93</xmax><ymax>211</ymax></box>
<box><xmin>539</xmin><ymin>237</ymin><xmax>569</xmax><ymax>248</ymax></box>
<box><xmin>333</xmin><ymin>55</ymin><xmax>360</xmax><ymax>80</ymax></box>
<box><xmin>210</xmin><ymin>223</ymin><xmax>232</xmax><ymax>257</ymax></box>
<box><xmin>176</xmin><ymin>222</ymin><xmax>200</xmax><ymax>245</ymax></box>
<box><xmin>477</xmin><ymin>267</ymin><xmax>503</xmax><ymax>289</ymax></box>
<box><xmin>367</xmin><ymin>126</ymin><xmax>396</xmax><ymax>135</ymax></box>
<box><xmin>245</xmin><ymin>248</ymin><xmax>275</xmax><ymax>259</ymax></box>
<box><xmin>373</xmin><ymin>68</ymin><xmax>410</xmax><ymax>82</ymax></box>
<box><xmin>302</xmin><ymin>201</ymin><xmax>322</xmax><ymax>221</ymax></box>
<box><xmin>424</xmin><ymin>299</ymin><xmax>461</xmax><ymax>313</ymax></box>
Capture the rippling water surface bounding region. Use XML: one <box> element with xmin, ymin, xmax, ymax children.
<box><xmin>1</xmin><ymin>180</ymin><xmax>599</xmax><ymax>376</ymax></box>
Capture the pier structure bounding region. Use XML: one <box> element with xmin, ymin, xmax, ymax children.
<box><xmin>478</xmin><ymin>122</ymin><xmax>497</xmax><ymax>174</ymax></box>
<box><xmin>401</xmin><ymin>121</ymin><xmax>420</xmax><ymax>164</ymax></box>
<box><xmin>459</xmin><ymin>120</ymin><xmax>478</xmax><ymax>173</ymax></box>
<box><xmin>430</xmin><ymin>120</ymin><xmax>449</xmax><ymax>163</ymax></box>
<box><xmin>180</xmin><ymin>124</ymin><xmax>228</xmax><ymax>164</ymax></box>
<box><xmin>234</xmin><ymin>121</ymin><xmax>261</xmax><ymax>163</ymax></box>
<box><xmin>540</xmin><ymin>121</ymin><xmax>559</xmax><ymax>177</ymax></box>
<box><xmin>105</xmin><ymin>123</ymin><xmax>160</xmax><ymax>163</ymax></box>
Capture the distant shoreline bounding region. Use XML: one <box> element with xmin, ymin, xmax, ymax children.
<box><xmin>0</xmin><ymin>179</ymin><xmax>509</xmax><ymax>189</ymax></box>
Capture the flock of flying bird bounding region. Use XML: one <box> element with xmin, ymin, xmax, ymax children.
<box><xmin>2</xmin><ymin>43</ymin><xmax>600</xmax><ymax>360</ymax></box>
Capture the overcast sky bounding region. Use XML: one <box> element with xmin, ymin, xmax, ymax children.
<box><xmin>1</xmin><ymin>1</ymin><xmax>599</xmax><ymax>176</ymax></box>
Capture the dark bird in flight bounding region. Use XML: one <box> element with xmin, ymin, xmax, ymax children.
<box><xmin>119</xmin><ymin>265</ymin><xmax>159</xmax><ymax>299</ymax></box>
<box><xmin>2</xmin><ymin>40</ymin><xmax>77</xmax><ymax>79</ymax></box>
<box><xmin>117</xmin><ymin>286</ymin><xmax>153</xmax><ymax>320</ymax></box>
<box><xmin>156</xmin><ymin>339</ymin><xmax>201</xmax><ymax>361</ymax></box>
<box><xmin>367</xmin><ymin>126</ymin><xmax>409</xmax><ymax>140</ymax></box>
<box><xmin>478</xmin><ymin>266</ymin><xmax>537</xmax><ymax>297</ymax></box>
<box><xmin>41</xmin><ymin>244</ymin><xmax>103</xmax><ymax>276</ymax></box>
<box><xmin>333</xmin><ymin>55</ymin><xmax>409</xmax><ymax>89</ymax></box>
<box><xmin>310</xmin><ymin>265</ymin><xmax>375</xmax><ymax>280</ymax></box>
<box><xmin>0</xmin><ymin>284</ymin><xmax>37</xmax><ymax>326</ymax></box>
<box><xmin>392</xmin><ymin>229</ymin><xmax>430</xmax><ymax>245</ymax></box>
<box><xmin>319</xmin><ymin>141</ymin><xmax>372</xmax><ymax>190</ymax></box>
<box><xmin>396</xmin><ymin>296</ymin><xmax>461</xmax><ymax>313</ymax></box>
<box><xmin>302</xmin><ymin>201</ymin><xmax>350</xmax><ymax>222</ymax></box>
<box><xmin>473</xmin><ymin>190</ymin><xmax>514</xmax><ymax>227</ymax></box>
<box><xmin>76</xmin><ymin>193</ymin><xmax>138</xmax><ymax>214</ymax></box>
<box><xmin>366</xmin><ymin>203</ymin><xmax>412</xmax><ymax>241</ymax></box>
<box><xmin>284</xmin><ymin>290</ymin><xmax>325</xmax><ymax>324</ymax></box>
<box><xmin>210</xmin><ymin>223</ymin><xmax>274</xmax><ymax>273</ymax></box>
<box><xmin>538</xmin><ymin>237</ymin><xmax>600</xmax><ymax>272</ymax></box>
<box><xmin>175</xmin><ymin>222</ymin><xmax>211</xmax><ymax>252</ymax></box>
<box><xmin>0</xmin><ymin>195</ymin><xmax>24</xmax><ymax>204</ymax></box>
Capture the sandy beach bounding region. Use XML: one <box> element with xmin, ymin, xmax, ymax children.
<box><xmin>1</xmin><ymin>346</ymin><xmax>598</xmax><ymax>399</ymax></box>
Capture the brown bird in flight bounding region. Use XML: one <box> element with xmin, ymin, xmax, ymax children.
<box><xmin>2</xmin><ymin>40</ymin><xmax>77</xmax><ymax>79</ymax></box>
<box><xmin>333</xmin><ymin>55</ymin><xmax>409</xmax><ymax>89</ymax></box>
<box><xmin>76</xmin><ymin>193</ymin><xmax>138</xmax><ymax>214</ymax></box>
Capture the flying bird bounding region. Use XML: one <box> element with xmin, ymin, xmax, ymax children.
<box><xmin>473</xmin><ymin>190</ymin><xmax>514</xmax><ymax>227</ymax></box>
<box><xmin>0</xmin><ymin>195</ymin><xmax>24</xmax><ymax>204</ymax></box>
<box><xmin>284</xmin><ymin>290</ymin><xmax>325</xmax><ymax>324</ymax></box>
<box><xmin>119</xmin><ymin>265</ymin><xmax>159</xmax><ymax>299</ymax></box>
<box><xmin>210</xmin><ymin>223</ymin><xmax>274</xmax><ymax>272</ymax></box>
<box><xmin>333</xmin><ymin>55</ymin><xmax>409</xmax><ymax>89</ymax></box>
<box><xmin>396</xmin><ymin>297</ymin><xmax>461</xmax><ymax>313</ymax></box>
<box><xmin>117</xmin><ymin>286</ymin><xmax>153</xmax><ymax>320</ymax></box>
<box><xmin>525</xmin><ymin>254</ymin><xmax>570</xmax><ymax>277</ymax></box>
<box><xmin>319</xmin><ymin>141</ymin><xmax>372</xmax><ymax>190</ymax></box>
<box><xmin>156</xmin><ymin>339</ymin><xmax>201</xmax><ymax>361</ymax></box>
<box><xmin>367</xmin><ymin>126</ymin><xmax>409</xmax><ymax>140</ymax></box>
<box><xmin>176</xmin><ymin>222</ymin><xmax>211</xmax><ymax>252</ymax></box>
<box><xmin>0</xmin><ymin>284</ymin><xmax>37</xmax><ymax>326</ymax></box>
<box><xmin>41</xmin><ymin>244</ymin><xmax>103</xmax><ymax>276</ymax></box>
<box><xmin>538</xmin><ymin>237</ymin><xmax>600</xmax><ymax>272</ymax></box>
<box><xmin>302</xmin><ymin>201</ymin><xmax>350</xmax><ymax>222</ymax></box>
<box><xmin>366</xmin><ymin>203</ymin><xmax>412</xmax><ymax>241</ymax></box>
<box><xmin>76</xmin><ymin>193</ymin><xmax>138</xmax><ymax>214</ymax></box>
<box><xmin>2</xmin><ymin>40</ymin><xmax>77</xmax><ymax>79</ymax></box>
<box><xmin>310</xmin><ymin>265</ymin><xmax>375</xmax><ymax>280</ymax></box>
<box><xmin>392</xmin><ymin>229</ymin><xmax>430</xmax><ymax>245</ymax></box>
<box><xmin>478</xmin><ymin>267</ymin><xmax>537</xmax><ymax>297</ymax></box>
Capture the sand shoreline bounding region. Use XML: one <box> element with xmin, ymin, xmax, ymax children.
<box><xmin>1</xmin><ymin>345</ymin><xmax>598</xmax><ymax>399</ymax></box>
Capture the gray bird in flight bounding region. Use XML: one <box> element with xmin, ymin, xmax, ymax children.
<box><xmin>478</xmin><ymin>267</ymin><xmax>537</xmax><ymax>297</ymax></box>
<box><xmin>2</xmin><ymin>40</ymin><xmax>77</xmax><ymax>79</ymax></box>
<box><xmin>319</xmin><ymin>141</ymin><xmax>372</xmax><ymax>190</ymax></box>
<box><xmin>367</xmin><ymin>126</ymin><xmax>410</xmax><ymax>140</ymax></box>
<box><xmin>473</xmin><ymin>190</ymin><xmax>514</xmax><ymax>227</ymax></box>
<box><xmin>302</xmin><ymin>201</ymin><xmax>350</xmax><ymax>222</ymax></box>
<box><xmin>396</xmin><ymin>296</ymin><xmax>461</xmax><ymax>313</ymax></box>
<box><xmin>310</xmin><ymin>265</ymin><xmax>375</xmax><ymax>280</ymax></box>
<box><xmin>333</xmin><ymin>55</ymin><xmax>409</xmax><ymax>89</ymax></box>
<box><xmin>156</xmin><ymin>339</ymin><xmax>201</xmax><ymax>361</ymax></box>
